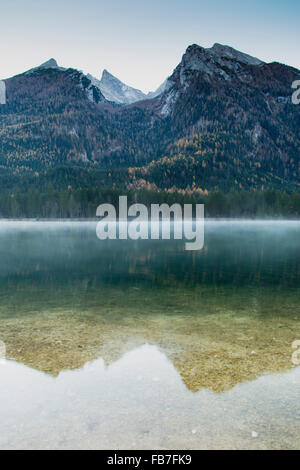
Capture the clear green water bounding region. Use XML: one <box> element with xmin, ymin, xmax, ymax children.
<box><xmin>0</xmin><ymin>221</ymin><xmax>299</xmax><ymax>449</ymax></box>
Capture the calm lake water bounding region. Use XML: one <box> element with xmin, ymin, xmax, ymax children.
<box><xmin>0</xmin><ymin>221</ymin><xmax>299</xmax><ymax>449</ymax></box>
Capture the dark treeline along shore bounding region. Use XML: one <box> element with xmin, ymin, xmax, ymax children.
<box><xmin>0</xmin><ymin>168</ymin><xmax>299</xmax><ymax>218</ymax></box>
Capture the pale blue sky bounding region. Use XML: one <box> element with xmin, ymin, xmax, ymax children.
<box><xmin>0</xmin><ymin>0</ymin><xmax>299</xmax><ymax>91</ymax></box>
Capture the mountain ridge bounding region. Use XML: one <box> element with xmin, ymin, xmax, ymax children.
<box><xmin>0</xmin><ymin>43</ymin><xmax>299</xmax><ymax>192</ymax></box>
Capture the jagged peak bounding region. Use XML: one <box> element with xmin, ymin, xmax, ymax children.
<box><xmin>98</xmin><ymin>69</ymin><xmax>147</xmax><ymax>104</ymax></box>
<box><xmin>100</xmin><ymin>69</ymin><xmax>133</xmax><ymax>88</ymax></box>
<box><xmin>186</xmin><ymin>44</ymin><xmax>204</xmax><ymax>53</ymax></box>
<box><xmin>183</xmin><ymin>43</ymin><xmax>263</xmax><ymax>66</ymax></box>
<box><xmin>101</xmin><ymin>69</ymin><xmax>113</xmax><ymax>78</ymax></box>
<box><xmin>24</xmin><ymin>58</ymin><xmax>61</xmax><ymax>76</ymax></box>
<box><xmin>209</xmin><ymin>43</ymin><xmax>263</xmax><ymax>65</ymax></box>
<box><xmin>161</xmin><ymin>43</ymin><xmax>266</xmax><ymax>115</ymax></box>
<box><xmin>39</xmin><ymin>58</ymin><xmax>58</xmax><ymax>69</ymax></box>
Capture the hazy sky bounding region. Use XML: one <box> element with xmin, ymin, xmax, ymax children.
<box><xmin>0</xmin><ymin>0</ymin><xmax>299</xmax><ymax>91</ymax></box>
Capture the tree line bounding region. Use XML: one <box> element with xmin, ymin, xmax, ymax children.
<box><xmin>0</xmin><ymin>187</ymin><xmax>299</xmax><ymax>219</ymax></box>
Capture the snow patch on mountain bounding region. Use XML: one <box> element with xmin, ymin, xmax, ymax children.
<box><xmin>161</xmin><ymin>88</ymin><xmax>179</xmax><ymax>116</ymax></box>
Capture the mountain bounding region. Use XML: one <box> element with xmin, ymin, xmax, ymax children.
<box><xmin>39</xmin><ymin>58</ymin><xmax>59</xmax><ymax>69</ymax></box>
<box><xmin>138</xmin><ymin>43</ymin><xmax>300</xmax><ymax>191</ymax></box>
<box><xmin>0</xmin><ymin>45</ymin><xmax>299</xmax><ymax>192</ymax></box>
<box><xmin>96</xmin><ymin>69</ymin><xmax>147</xmax><ymax>104</ymax></box>
<box><xmin>146</xmin><ymin>78</ymin><xmax>171</xmax><ymax>99</ymax></box>
<box><xmin>25</xmin><ymin>58</ymin><xmax>61</xmax><ymax>75</ymax></box>
<box><xmin>0</xmin><ymin>59</ymin><xmax>113</xmax><ymax>169</ymax></box>
<box><xmin>87</xmin><ymin>69</ymin><xmax>169</xmax><ymax>104</ymax></box>
<box><xmin>0</xmin><ymin>81</ymin><xmax>6</xmax><ymax>105</ymax></box>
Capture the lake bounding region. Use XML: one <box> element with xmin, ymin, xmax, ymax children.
<box><xmin>0</xmin><ymin>220</ymin><xmax>299</xmax><ymax>449</ymax></box>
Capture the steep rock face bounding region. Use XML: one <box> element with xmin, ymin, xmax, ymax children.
<box><xmin>90</xmin><ymin>69</ymin><xmax>169</xmax><ymax>104</ymax></box>
<box><xmin>159</xmin><ymin>43</ymin><xmax>266</xmax><ymax>115</ymax></box>
<box><xmin>97</xmin><ymin>69</ymin><xmax>147</xmax><ymax>104</ymax></box>
<box><xmin>159</xmin><ymin>43</ymin><xmax>299</xmax><ymax>116</ymax></box>
<box><xmin>0</xmin><ymin>65</ymin><xmax>114</xmax><ymax>169</ymax></box>
<box><xmin>209</xmin><ymin>43</ymin><xmax>263</xmax><ymax>66</ymax></box>
<box><xmin>8</xmin><ymin>63</ymin><xmax>107</xmax><ymax>105</ymax></box>
<box><xmin>146</xmin><ymin>43</ymin><xmax>300</xmax><ymax>190</ymax></box>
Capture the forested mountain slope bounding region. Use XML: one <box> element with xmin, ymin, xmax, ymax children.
<box><xmin>0</xmin><ymin>43</ymin><xmax>299</xmax><ymax>192</ymax></box>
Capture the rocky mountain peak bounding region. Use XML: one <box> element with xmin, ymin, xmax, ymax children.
<box><xmin>209</xmin><ymin>43</ymin><xmax>263</xmax><ymax>66</ymax></box>
<box><xmin>160</xmin><ymin>43</ymin><xmax>266</xmax><ymax>115</ymax></box>
<box><xmin>181</xmin><ymin>43</ymin><xmax>263</xmax><ymax>73</ymax></box>
<box><xmin>98</xmin><ymin>69</ymin><xmax>147</xmax><ymax>104</ymax></box>
<box><xmin>101</xmin><ymin>69</ymin><xmax>113</xmax><ymax>80</ymax></box>
<box><xmin>39</xmin><ymin>58</ymin><xmax>59</xmax><ymax>69</ymax></box>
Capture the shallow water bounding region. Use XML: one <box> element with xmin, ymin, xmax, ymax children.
<box><xmin>0</xmin><ymin>221</ymin><xmax>299</xmax><ymax>449</ymax></box>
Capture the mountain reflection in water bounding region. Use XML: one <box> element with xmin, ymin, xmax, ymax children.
<box><xmin>0</xmin><ymin>344</ymin><xmax>299</xmax><ymax>450</ymax></box>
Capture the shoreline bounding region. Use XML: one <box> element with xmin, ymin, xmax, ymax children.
<box><xmin>0</xmin><ymin>218</ymin><xmax>299</xmax><ymax>223</ymax></box>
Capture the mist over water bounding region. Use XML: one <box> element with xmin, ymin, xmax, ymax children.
<box><xmin>1</xmin><ymin>220</ymin><xmax>299</xmax><ymax>287</ymax></box>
